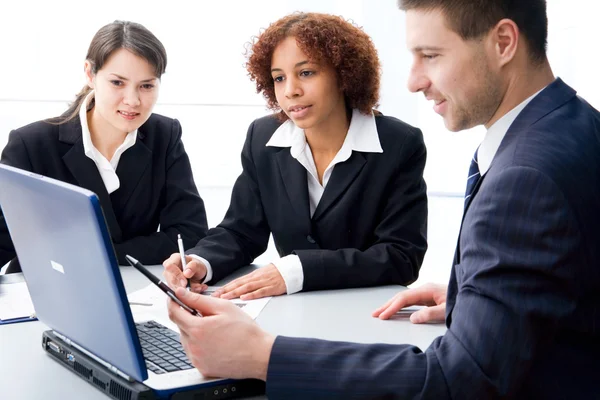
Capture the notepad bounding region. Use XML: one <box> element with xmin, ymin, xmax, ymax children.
<box><xmin>0</xmin><ymin>281</ymin><xmax>36</xmax><ymax>323</ymax></box>
<box><xmin>127</xmin><ymin>284</ymin><xmax>271</xmax><ymax>320</ymax></box>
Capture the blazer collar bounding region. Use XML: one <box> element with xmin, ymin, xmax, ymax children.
<box><xmin>270</xmin><ymin>109</ymin><xmax>376</xmax><ymax>222</ymax></box>
<box><xmin>493</xmin><ymin>78</ymin><xmax>576</xmax><ymax>161</ymax></box>
<box><xmin>59</xmin><ymin>117</ymin><xmax>123</xmax><ymax>242</ymax></box>
<box><xmin>275</xmin><ymin>149</ymin><xmax>311</xmax><ymax>232</ymax></box>
<box><xmin>478</xmin><ymin>87</ymin><xmax>543</xmax><ymax>176</ymax></box>
<box><xmin>508</xmin><ymin>78</ymin><xmax>576</xmax><ymax>132</ymax></box>
<box><xmin>58</xmin><ymin>116</ymin><xmax>153</xmax><ymax>242</ymax></box>
<box><xmin>312</xmin><ymin>152</ymin><xmax>366</xmax><ymax>221</ymax></box>
<box><xmin>58</xmin><ymin>116</ymin><xmax>84</xmax><ymax>145</ymax></box>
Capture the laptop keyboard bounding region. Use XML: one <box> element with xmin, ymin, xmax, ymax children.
<box><xmin>135</xmin><ymin>321</ymin><xmax>194</xmax><ymax>374</ymax></box>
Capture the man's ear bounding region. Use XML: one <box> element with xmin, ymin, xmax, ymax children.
<box><xmin>492</xmin><ymin>18</ymin><xmax>519</xmax><ymax>67</ymax></box>
<box><xmin>84</xmin><ymin>60</ymin><xmax>95</xmax><ymax>89</ymax></box>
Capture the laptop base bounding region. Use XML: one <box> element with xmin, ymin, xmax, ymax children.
<box><xmin>42</xmin><ymin>330</ymin><xmax>266</xmax><ymax>399</ymax></box>
<box><xmin>43</xmin><ymin>330</ymin><xmax>156</xmax><ymax>400</ymax></box>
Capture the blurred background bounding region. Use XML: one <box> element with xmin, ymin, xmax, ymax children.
<box><xmin>1</xmin><ymin>0</ymin><xmax>597</xmax><ymax>285</ymax></box>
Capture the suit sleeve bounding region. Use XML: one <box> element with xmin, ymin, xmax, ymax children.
<box><xmin>186</xmin><ymin>120</ymin><xmax>271</xmax><ymax>283</ymax></box>
<box><xmin>0</xmin><ymin>130</ymin><xmax>34</xmax><ymax>266</ymax></box>
<box><xmin>113</xmin><ymin>119</ymin><xmax>208</xmax><ymax>264</ymax></box>
<box><xmin>295</xmin><ymin>129</ymin><xmax>428</xmax><ymax>290</ymax></box>
<box><xmin>266</xmin><ymin>166</ymin><xmax>581</xmax><ymax>399</ymax></box>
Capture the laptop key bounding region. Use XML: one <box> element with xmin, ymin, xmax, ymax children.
<box><xmin>136</xmin><ymin>321</ymin><xmax>197</xmax><ymax>373</ymax></box>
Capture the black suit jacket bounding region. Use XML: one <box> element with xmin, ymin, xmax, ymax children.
<box><xmin>266</xmin><ymin>79</ymin><xmax>600</xmax><ymax>399</ymax></box>
<box><xmin>188</xmin><ymin>113</ymin><xmax>428</xmax><ymax>290</ymax></box>
<box><xmin>0</xmin><ymin>113</ymin><xmax>208</xmax><ymax>272</ymax></box>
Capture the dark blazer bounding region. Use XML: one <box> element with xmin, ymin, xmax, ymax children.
<box><xmin>266</xmin><ymin>79</ymin><xmax>600</xmax><ymax>399</ymax></box>
<box><xmin>0</xmin><ymin>114</ymin><xmax>208</xmax><ymax>272</ymax></box>
<box><xmin>188</xmin><ymin>113</ymin><xmax>428</xmax><ymax>290</ymax></box>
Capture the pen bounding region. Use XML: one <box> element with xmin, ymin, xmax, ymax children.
<box><xmin>125</xmin><ymin>254</ymin><xmax>199</xmax><ymax>316</ymax></box>
<box><xmin>177</xmin><ymin>234</ymin><xmax>191</xmax><ymax>290</ymax></box>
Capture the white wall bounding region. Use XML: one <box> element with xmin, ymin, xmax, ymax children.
<box><xmin>1</xmin><ymin>1</ymin><xmax>598</xmax><ymax>284</ymax></box>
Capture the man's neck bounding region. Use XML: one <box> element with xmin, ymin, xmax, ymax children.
<box><xmin>485</xmin><ymin>60</ymin><xmax>555</xmax><ymax>129</ymax></box>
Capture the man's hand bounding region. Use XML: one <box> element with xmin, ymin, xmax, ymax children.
<box><xmin>372</xmin><ymin>283</ymin><xmax>447</xmax><ymax>324</ymax></box>
<box><xmin>163</xmin><ymin>253</ymin><xmax>208</xmax><ymax>293</ymax></box>
<box><xmin>167</xmin><ymin>287</ymin><xmax>275</xmax><ymax>380</ymax></box>
<box><xmin>212</xmin><ymin>263</ymin><xmax>286</xmax><ymax>300</ymax></box>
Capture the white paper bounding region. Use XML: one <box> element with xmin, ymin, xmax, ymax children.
<box><xmin>0</xmin><ymin>282</ymin><xmax>36</xmax><ymax>320</ymax></box>
<box><xmin>127</xmin><ymin>284</ymin><xmax>271</xmax><ymax>320</ymax></box>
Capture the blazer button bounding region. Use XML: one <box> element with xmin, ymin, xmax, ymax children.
<box><xmin>306</xmin><ymin>235</ymin><xmax>316</xmax><ymax>244</ymax></box>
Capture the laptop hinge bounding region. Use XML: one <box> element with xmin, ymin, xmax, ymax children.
<box><xmin>52</xmin><ymin>330</ymin><xmax>135</xmax><ymax>382</ymax></box>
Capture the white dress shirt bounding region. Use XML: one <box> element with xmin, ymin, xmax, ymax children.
<box><xmin>80</xmin><ymin>91</ymin><xmax>137</xmax><ymax>194</ymax></box>
<box><xmin>194</xmin><ymin>109</ymin><xmax>383</xmax><ymax>292</ymax></box>
<box><xmin>478</xmin><ymin>87</ymin><xmax>545</xmax><ymax>176</ymax></box>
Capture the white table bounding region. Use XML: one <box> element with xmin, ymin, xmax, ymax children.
<box><xmin>0</xmin><ymin>266</ymin><xmax>446</xmax><ymax>399</ymax></box>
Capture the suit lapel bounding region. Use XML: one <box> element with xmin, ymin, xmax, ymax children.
<box><xmin>453</xmin><ymin>172</ymin><xmax>486</xmax><ymax>265</ymax></box>
<box><xmin>489</xmin><ymin>78</ymin><xmax>577</xmax><ymax>174</ymax></box>
<box><xmin>113</xmin><ymin>131</ymin><xmax>151</xmax><ymax>208</ymax></box>
<box><xmin>59</xmin><ymin>118</ymin><xmax>123</xmax><ymax>242</ymax></box>
<box><xmin>504</xmin><ymin>78</ymin><xmax>576</xmax><ymax>135</ymax></box>
<box><xmin>312</xmin><ymin>152</ymin><xmax>366</xmax><ymax>221</ymax></box>
<box><xmin>449</xmin><ymin>79</ymin><xmax>577</xmax><ymax>324</ymax></box>
<box><xmin>455</xmin><ymin>78</ymin><xmax>577</xmax><ymax>264</ymax></box>
<box><xmin>275</xmin><ymin>149</ymin><xmax>311</xmax><ymax>230</ymax></box>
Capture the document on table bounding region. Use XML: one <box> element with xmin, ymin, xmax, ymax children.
<box><xmin>127</xmin><ymin>284</ymin><xmax>271</xmax><ymax>320</ymax></box>
<box><xmin>0</xmin><ymin>282</ymin><xmax>37</xmax><ymax>323</ymax></box>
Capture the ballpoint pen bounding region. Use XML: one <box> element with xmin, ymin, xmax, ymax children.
<box><xmin>125</xmin><ymin>254</ymin><xmax>199</xmax><ymax>316</ymax></box>
<box><xmin>177</xmin><ymin>234</ymin><xmax>191</xmax><ymax>290</ymax></box>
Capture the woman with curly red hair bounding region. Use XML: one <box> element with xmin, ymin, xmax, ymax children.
<box><xmin>164</xmin><ymin>12</ymin><xmax>428</xmax><ymax>300</ymax></box>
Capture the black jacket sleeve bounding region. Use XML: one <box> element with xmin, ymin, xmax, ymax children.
<box><xmin>112</xmin><ymin>119</ymin><xmax>208</xmax><ymax>265</ymax></box>
<box><xmin>187</xmin><ymin>120</ymin><xmax>271</xmax><ymax>283</ymax></box>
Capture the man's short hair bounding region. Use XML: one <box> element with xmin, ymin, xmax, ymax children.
<box><xmin>398</xmin><ymin>0</ymin><xmax>548</xmax><ymax>63</ymax></box>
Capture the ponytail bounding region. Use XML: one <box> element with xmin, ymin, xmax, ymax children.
<box><xmin>46</xmin><ymin>85</ymin><xmax>94</xmax><ymax>125</ymax></box>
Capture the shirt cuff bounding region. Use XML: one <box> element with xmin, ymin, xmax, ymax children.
<box><xmin>188</xmin><ymin>254</ymin><xmax>213</xmax><ymax>284</ymax></box>
<box><xmin>271</xmin><ymin>254</ymin><xmax>304</xmax><ymax>295</ymax></box>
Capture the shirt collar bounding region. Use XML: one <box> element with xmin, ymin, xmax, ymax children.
<box><xmin>79</xmin><ymin>90</ymin><xmax>138</xmax><ymax>163</ymax></box>
<box><xmin>478</xmin><ymin>87</ymin><xmax>545</xmax><ymax>175</ymax></box>
<box><xmin>266</xmin><ymin>109</ymin><xmax>383</xmax><ymax>158</ymax></box>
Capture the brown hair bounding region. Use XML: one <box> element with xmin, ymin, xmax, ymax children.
<box><xmin>245</xmin><ymin>12</ymin><xmax>381</xmax><ymax>121</ymax></box>
<box><xmin>398</xmin><ymin>0</ymin><xmax>548</xmax><ymax>63</ymax></box>
<box><xmin>51</xmin><ymin>20</ymin><xmax>167</xmax><ymax>124</ymax></box>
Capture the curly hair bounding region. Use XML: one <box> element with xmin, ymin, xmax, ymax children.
<box><xmin>245</xmin><ymin>12</ymin><xmax>381</xmax><ymax>121</ymax></box>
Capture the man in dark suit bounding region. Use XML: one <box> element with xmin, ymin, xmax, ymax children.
<box><xmin>166</xmin><ymin>1</ymin><xmax>600</xmax><ymax>398</ymax></box>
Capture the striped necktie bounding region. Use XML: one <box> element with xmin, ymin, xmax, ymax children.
<box><xmin>464</xmin><ymin>149</ymin><xmax>480</xmax><ymax>209</ymax></box>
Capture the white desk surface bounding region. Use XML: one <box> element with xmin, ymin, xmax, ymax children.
<box><xmin>0</xmin><ymin>265</ymin><xmax>446</xmax><ymax>399</ymax></box>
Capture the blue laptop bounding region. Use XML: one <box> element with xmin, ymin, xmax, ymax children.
<box><xmin>0</xmin><ymin>164</ymin><xmax>263</xmax><ymax>398</ymax></box>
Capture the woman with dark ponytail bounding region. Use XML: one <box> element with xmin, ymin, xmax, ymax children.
<box><xmin>0</xmin><ymin>21</ymin><xmax>208</xmax><ymax>272</ymax></box>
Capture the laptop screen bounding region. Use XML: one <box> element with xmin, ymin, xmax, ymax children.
<box><xmin>0</xmin><ymin>164</ymin><xmax>147</xmax><ymax>381</ymax></box>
